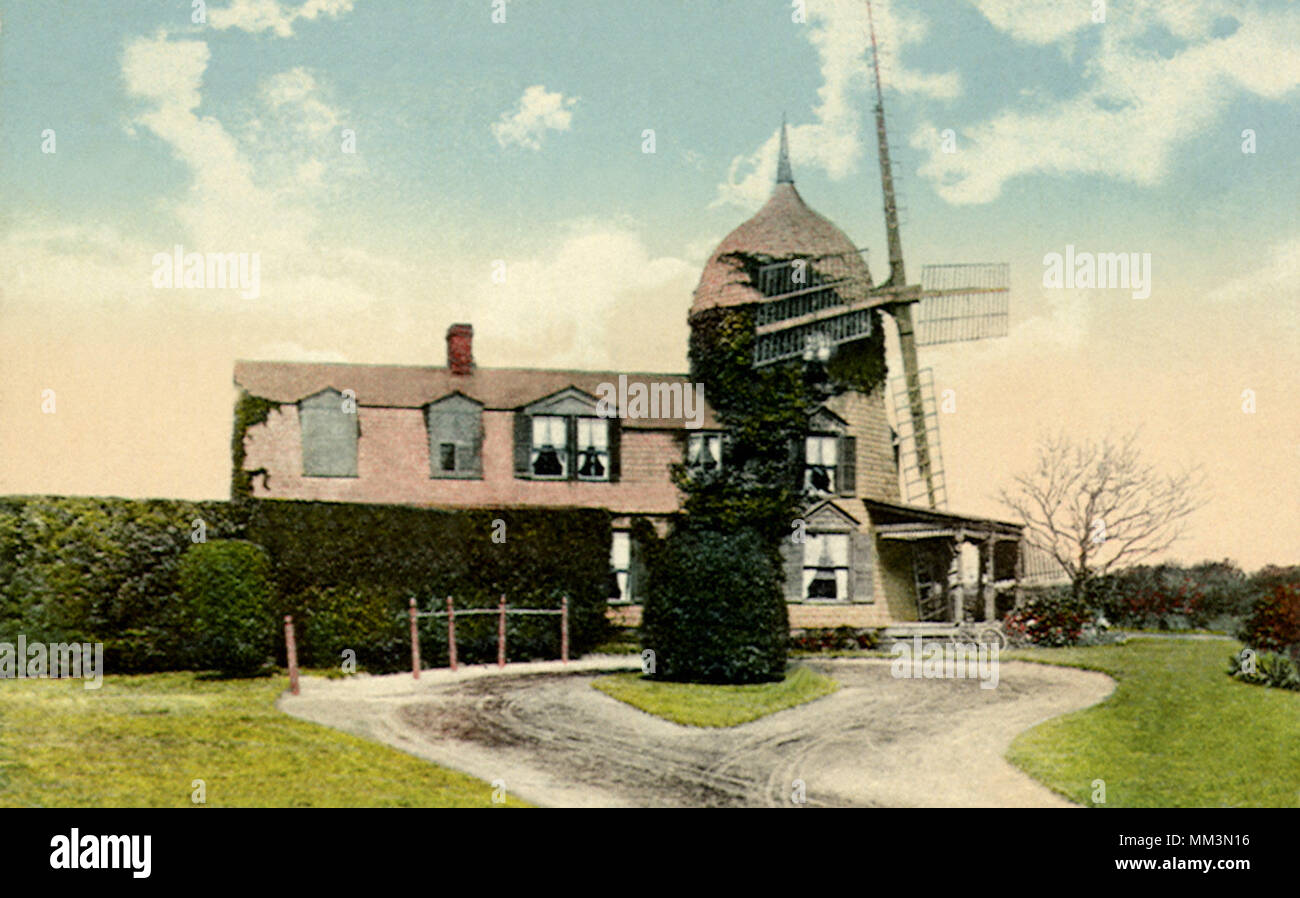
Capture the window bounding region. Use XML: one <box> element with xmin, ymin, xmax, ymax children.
<box><xmin>425</xmin><ymin>395</ymin><xmax>483</xmax><ymax>479</ymax></box>
<box><xmin>299</xmin><ymin>390</ymin><xmax>358</xmax><ymax>477</ymax></box>
<box><xmin>576</xmin><ymin>417</ymin><xmax>609</xmax><ymax>481</ymax></box>
<box><xmin>687</xmin><ymin>432</ymin><xmax>722</xmax><ymax>471</ymax></box>
<box><xmin>803</xmin><ymin>533</ymin><xmax>850</xmax><ymax>600</ymax></box>
<box><xmin>531</xmin><ymin>415</ymin><xmax>567</xmax><ymax>478</ymax></box>
<box><xmin>609</xmin><ymin>531</ymin><xmax>631</xmax><ymax>601</ymax></box>
<box><xmin>514</xmin><ymin>389</ymin><xmax>622</xmax><ymax>482</ymax></box>
<box><xmin>439</xmin><ymin>443</ymin><xmax>456</xmax><ymax>472</ymax></box>
<box><xmin>805</xmin><ymin>435</ymin><xmax>838</xmax><ymax>494</ymax></box>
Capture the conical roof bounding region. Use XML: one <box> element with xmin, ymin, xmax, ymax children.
<box><xmin>691</xmin><ymin>128</ymin><xmax>872</xmax><ymax>318</ymax></box>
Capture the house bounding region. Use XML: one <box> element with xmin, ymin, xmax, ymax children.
<box><xmin>233</xmin><ymin>143</ymin><xmax>1024</xmax><ymax>630</ymax></box>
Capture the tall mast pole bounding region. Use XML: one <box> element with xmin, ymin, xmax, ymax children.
<box><xmin>866</xmin><ymin>0</ymin><xmax>936</xmax><ymax>508</ymax></box>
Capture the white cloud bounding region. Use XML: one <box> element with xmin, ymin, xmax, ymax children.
<box><xmin>1207</xmin><ymin>234</ymin><xmax>1300</xmax><ymax>336</ymax></box>
<box><xmin>121</xmin><ymin>34</ymin><xmax>359</xmax><ymax>256</ymax></box>
<box><xmin>491</xmin><ymin>85</ymin><xmax>578</xmax><ymax>150</ymax></box>
<box><xmin>713</xmin><ymin>0</ymin><xmax>961</xmax><ymax>209</ymax></box>
<box><xmin>916</xmin><ymin>0</ymin><xmax>1300</xmax><ymax>203</ymax></box>
<box><xmin>208</xmin><ymin>0</ymin><xmax>354</xmax><ymax>37</ymax></box>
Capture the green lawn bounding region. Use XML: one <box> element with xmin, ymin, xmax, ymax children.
<box><xmin>1007</xmin><ymin>638</ymin><xmax>1300</xmax><ymax>807</ymax></box>
<box><xmin>0</xmin><ymin>672</ymin><xmax>529</xmax><ymax>807</ymax></box>
<box><xmin>591</xmin><ymin>665</ymin><xmax>838</xmax><ymax>727</ymax></box>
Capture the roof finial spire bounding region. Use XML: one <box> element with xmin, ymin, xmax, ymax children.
<box><xmin>776</xmin><ymin>114</ymin><xmax>794</xmax><ymax>185</ymax></box>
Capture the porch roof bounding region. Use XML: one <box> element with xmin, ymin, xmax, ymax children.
<box><xmin>863</xmin><ymin>499</ymin><xmax>1022</xmax><ymax>540</ymax></box>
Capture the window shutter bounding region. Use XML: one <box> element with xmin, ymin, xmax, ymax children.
<box><xmin>851</xmin><ymin>528</ymin><xmax>874</xmax><ymax>602</ymax></box>
<box><xmin>838</xmin><ymin>435</ymin><xmax>857</xmax><ymax>497</ymax></box>
<box><xmin>513</xmin><ymin>411</ymin><xmax>531</xmax><ymax>477</ymax></box>
<box><xmin>781</xmin><ymin>539</ymin><xmax>804</xmax><ymax>603</ymax></box>
<box><xmin>468</xmin><ymin>410</ymin><xmax>484</xmax><ymax>477</ymax></box>
<box><xmin>608</xmin><ymin>419</ymin><xmax>622</xmax><ymax>482</ymax></box>
<box><xmin>789</xmin><ymin>436</ymin><xmax>804</xmax><ymax>491</ymax></box>
<box><xmin>628</xmin><ymin>533</ymin><xmax>646</xmax><ymax>602</ymax></box>
<box><xmin>566</xmin><ymin>416</ymin><xmax>579</xmax><ymax>480</ymax></box>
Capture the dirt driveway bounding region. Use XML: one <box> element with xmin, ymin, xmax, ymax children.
<box><xmin>278</xmin><ymin>657</ymin><xmax>1114</xmax><ymax>807</ymax></box>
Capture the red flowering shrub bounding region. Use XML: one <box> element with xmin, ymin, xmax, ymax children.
<box><xmin>1003</xmin><ymin>589</ymin><xmax>1094</xmax><ymax>647</ymax></box>
<box><xmin>789</xmin><ymin>626</ymin><xmax>879</xmax><ymax>653</ymax></box>
<box><xmin>1240</xmin><ymin>583</ymin><xmax>1300</xmax><ymax>661</ymax></box>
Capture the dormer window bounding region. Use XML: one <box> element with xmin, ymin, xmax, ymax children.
<box><xmin>425</xmin><ymin>393</ymin><xmax>483</xmax><ymax>479</ymax></box>
<box><xmin>804</xmin><ymin>435</ymin><xmax>838</xmax><ymax>494</ymax></box>
<box><xmin>576</xmin><ymin>418</ymin><xmax>609</xmax><ymax>481</ymax></box>
<box><xmin>299</xmin><ymin>388</ymin><xmax>359</xmax><ymax>478</ymax></box>
<box><xmin>531</xmin><ymin>415</ymin><xmax>568</xmax><ymax>478</ymax></box>
<box><xmin>514</xmin><ymin>387</ymin><xmax>621</xmax><ymax>483</ymax></box>
<box><xmin>687</xmin><ymin>432</ymin><xmax>722</xmax><ymax>471</ymax></box>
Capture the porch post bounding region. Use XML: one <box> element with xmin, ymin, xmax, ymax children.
<box><xmin>983</xmin><ymin>535</ymin><xmax>997</xmax><ymax>622</ymax></box>
<box><xmin>950</xmin><ymin>532</ymin><xmax>965</xmax><ymax>623</ymax></box>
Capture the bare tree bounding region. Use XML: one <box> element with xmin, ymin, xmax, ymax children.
<box><xmin>999</xmin><ymin>431</ymin><xmax>1208</xmax><ymax>597</ymax></box>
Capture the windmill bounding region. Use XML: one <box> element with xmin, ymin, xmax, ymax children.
<box><xmin>752</xmin><ymin>0</ymin><xmax>1010</xmax><ymax>510</ymax></box>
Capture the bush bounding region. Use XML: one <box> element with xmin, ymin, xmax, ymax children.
<box><xmin>0</xmin><ymin>496</ymin><xmax>250</xmax><ymax>671</ymax></box>
<box><xmin>1090</xmin><ymin>561</ymin><xmax>1258</xmax><ymax>632</ymax></box>
<box><xmin>790</xmin><ymin>626</ymin><xmax>879</xmax><ymax>653</ymax></box>
<box><xmin>640</xmin><ymin>528</ymin><xmax>787</xmax><ymax>684</ymax></box>
<box><xmin>1239</xmin><ymin>583</ymin><xmax>1300</xmax><ymax>664</ymax></box>
<box><xmin>295</xmin><ymin>585</ymin><xmax>407</xmax><ymax>672</ymax></box>
<box><xmin>1003</xmin><ymin>588</ymin><xmax>1094</xmax><ymax>647</ymax></box>
<box><xmin>178</xmin><ymin>540</ymin><xmax>275</xmax><ymax>677</ymax></box>
<box><xmin>1228</xmin><ymin>648</ymin><xmax>1300</xmax><ymax>691</ymax></box>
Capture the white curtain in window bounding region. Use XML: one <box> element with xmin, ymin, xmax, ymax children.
<box><xmin>533</xmin><ymin>415</ymin><xmax>566</xmax><ymax>447</ymax></box>
<box><xmin>578</xmin><ymin>418</ymin><xmax>607</xmax><ymax>449</ymax></box>
<box><xmin>803</xmin><ymin>533</ymin><xmax>850</xmax><ymax>599</ymax></box>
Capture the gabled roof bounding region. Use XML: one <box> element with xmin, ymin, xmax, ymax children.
<box><xmin>233</xmin><ymin>360</ymin><xmax>720</xmax><ymax>430</ymax></box>
<box><xmin>803</xmin><ymin>497</ymin><xmax>862</xmax><ymax>526</ymax></box>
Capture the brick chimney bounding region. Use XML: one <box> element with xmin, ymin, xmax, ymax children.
<box><xmin>446</xmin><ymin>323</ymin><xmax>474</xmax><ymax>376</ymax></box>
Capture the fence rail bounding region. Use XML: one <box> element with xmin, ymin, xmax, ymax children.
<box><xmin>407</xmin><ymin>595</ymin><xmax>569</xmax><ymax>676</ymax></box>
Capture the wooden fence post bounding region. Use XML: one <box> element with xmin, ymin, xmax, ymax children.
<box><xmin>409</xmin><ymin>597</ymin><xmax>420</xmax><ymax>680</ymax></box>
<box><xmin>284</xmin><ymin>614</ymin><xmax>299</xmax><ymax>696</ymax></box>
<box><xmin>561</xmin><ymin>596</ymin><xmax>569</xmax><ymax>665</ymax></box>
<box><xmin>446</xmin><ymin>595</ymin><xmax>457</xmax><ymax>671</ymax></box>
<box><xmin>497</xmin><ymin>595</ymin><xmax>506</xmax><ymax>669</ymax></box>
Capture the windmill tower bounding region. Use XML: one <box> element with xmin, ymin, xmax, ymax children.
<box><xmin>750</xmin><ymin>0</ymin><xmax>1011</xmax><ymax>510</ymax></box>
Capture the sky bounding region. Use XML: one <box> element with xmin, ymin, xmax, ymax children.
<box><xmin>0</xmin><ymin>0</ymin><xmax>1297</xmax><ymax>570</ymax></box>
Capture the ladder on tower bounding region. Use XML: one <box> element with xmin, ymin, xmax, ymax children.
<box><xmin>891</xmin><ymin>368</ymin><xmax>947</xmax><ymax>509</ymax></box>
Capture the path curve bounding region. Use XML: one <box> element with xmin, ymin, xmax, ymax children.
<box><xmin>277</xmin><ymin>657</ymin><xmax>1114</xmax><ymax>807</ymax></box>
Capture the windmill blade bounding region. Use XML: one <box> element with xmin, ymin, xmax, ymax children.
<box><xmin>754</xmin><ymin>307</ymin><xmax>875</xmax><ymax>367</ymax></box>
<box><xmin>915</xmin><ymin>263</ymin><xmax>1010</xmax><ymax>346</ymax></box>
<box><xmin>751</xmin><ymin>249</ymin><xmax>881</xmax><ymax>367</ymax></box>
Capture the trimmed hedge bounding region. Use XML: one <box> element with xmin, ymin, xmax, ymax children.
<box><xmin>640</xmin><ymin>527</ymin><xmax>788</xmax><ymax>684</ymax></box>
<box><xmin>247</xmin><ymin>500</ymin><xmax>613</xmax><ymax>669</ymax></box>
<box><xmin>179</xmin><ymin>540</ymin><xmax>276</xmax><ymax>676</ymax></box>
<box><xmin>0</xmin><ymin>495</ymin><xmax>613</xmax><ymax>674</ymax></box>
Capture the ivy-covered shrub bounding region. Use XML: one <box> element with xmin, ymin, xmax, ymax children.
<box><xmin>1238</xmin><ymin>583</ymin><xmax>1300</xmax><ymax>664</ymax></box>
<box><xmin>0</xmin><ymin>496</ymin><xmax>250</xmax><ymax>671</ymax></box>
<box><xmin>178</xmin><ymin>540</ymin><xmax>275</xmax><ymax>677</ymax></box>
<box><xmin>1003</xmin><ymin>588</ymin><xmax>1095</xmax><ymax>647</ymax></box>
<box><xmin>790</xmin><ymin>626</ymin><xmax>879</xmax><ymax>653</ymax></box>
<box><xmin>1228</xmin><ymin>648</ymin><xmax>1300</xmax><ymax>691</ymax></box>
<box><xmin>640</xmin><ymin>528</ymin><xmax>788</xmax><ymax>683</ymax></box>
<box><xmin>249</xmin><ymin>500</ymin><xmax>613</xmax><ymax>667</ymax></box>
